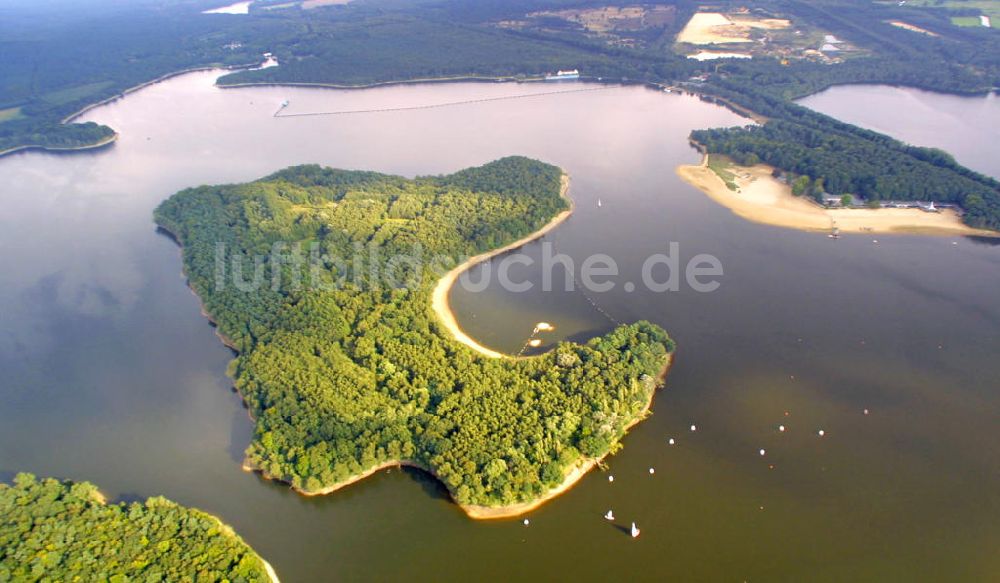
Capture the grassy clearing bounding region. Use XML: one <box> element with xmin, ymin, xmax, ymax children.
<box><xmin>0</xmin><ymin>107</ymin><xmax>24</xmax><ymax>123</ymax></box>
<box><xmin>898</xmin><ymin>0</ymin><xmax>1000</xmax><ymax>28</ymax></box>
<box><xmin>707</xmin><ymin>154</ymin><xmax>739</xmax><ymax>191</ymax></box>
<box><xmin>41</xmin><ymin>81</ymin><xmax>114</xmax><ymax>106</ymax></box>
<box><xmin>951</xmin><ymin>15</ymin><xmax>984</xmax><ymax>26</ymax></box>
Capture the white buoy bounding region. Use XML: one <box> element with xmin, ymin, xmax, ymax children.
<box><xmin>863</xmin><ymin>409</ymin><xmax>869</xmax><ymax>415</ymax></box>
<box><xmin>817</xmin><ymin>429</ymin><xmax>825</xmax><ymax>437</ymax></box>
<box><xmin>605</xmin><ymin>510</ymin><xmax>614</xmax><ymax>521</ymax></box>
<box><xmin>690</xmin><ymin>424</ymin><xmax>697</xmax><ymax>432</ymax></box>
<box><xmin>668</xmin><ymin>438</ymin><xmax>676</xmax><ymax>445</ymax></box>
<box><xmin>523</xmin><ymin>519</ymin><xmax>530</xmax><ymax>526</ymax></box>
<box><xmin>778</xmin><ymin>425</ymin><xmax>786</xmax><ymax>432</ymax></box>
<box><xmin>608</xmin><ymin>475</ymin><xmax>614</xmax><ymax>483</ymax></box>
<box><xmin>759</xmin><ymin>449</ymin><xmax>766</xmax><ymax>456</ymax></box>
<box><xmin>648</xmin><ymin>467</ymin><xmax>655</xmax><ymax>475</ymax></box>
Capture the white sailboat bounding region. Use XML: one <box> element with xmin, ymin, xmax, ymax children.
<box><xmin>630</xmin><ymin>522</ymin><xmax>640</xmax><ymax>538</ymax></box>
<box><xmin>597</xmin><ymin>198</ymin><xmax>602</xmax><ymax>207</ymax></box>
<box><xmin>605</xmin><ymin>510</ymin><xmax>614</xmax><ymax>521</ymax></box>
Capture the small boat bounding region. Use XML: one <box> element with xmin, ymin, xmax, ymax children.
<box><xmin>597</xmin><ymin>198</ymin><xmax>602</xmax><ymax>207</ymax></box>
<box><xmin>630</xmin><ymin>522</ymin><xmax>640</xmax><ymax>538</ymax></box>
<box><xmin>828</xmin><ymin>226</ymin><xmax>840</xmax><ymax>239</ymax></box>
<box><xmin>605</xmin><ymin>510</ymin><xmax>614</xmax><ymax>521</ymax></box>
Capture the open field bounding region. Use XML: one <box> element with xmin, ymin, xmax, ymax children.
<box><xmin>0</xmin><ymin>107</ymin><xmax>24</xmax><ymax>123</ymax></box>
<box><xmin>678</xmin><ymin>12</ymin><xmax>755</xmax><ymax>44</ymax></box>
<box><xmin>41</xmin><ymin>81</ymin><xmax>115</xmax><ymax>106</ymax></box>
<box><xmin>707</xmin><ymin>154</ymin><xmax>739</xmax><ymax>191</ymax></box>
<box><xmin>890</xmin><ymin>0</ymin><xmax>1000</xmax><ymax>29</ymax></box>
<box><xmin>674</xmin><ymin>11</ymin><xmax>860</xmax><ymax>63</ymax></box>
<box><xmin>530</xmin><ymin>5</ymin><xmax>676</xmax><ymax>33</ymax></box>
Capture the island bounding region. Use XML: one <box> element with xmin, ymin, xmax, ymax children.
<box><xmin>0</xmin><ymin>473</ymin><xmax>277</xmax><ymax>582</ymax></box>
<box><xmin>154</xmin><ymin>156</ymin><xmax>674</xmax><ymax>517</ymax></box>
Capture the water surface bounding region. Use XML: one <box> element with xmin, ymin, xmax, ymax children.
<box><xmin>0</xmin><ymin>74</ymin><xmax>998</xmax><ymax>581</ymax></box>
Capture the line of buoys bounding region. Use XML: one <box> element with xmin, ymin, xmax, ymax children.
<box><xmin>274</xmin><ymin>86</ymin><xmax>619</xmax><ymax>118</ymax></box>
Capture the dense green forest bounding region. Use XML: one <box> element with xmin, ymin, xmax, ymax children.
<box><xmin>691</xmin><ymin>120</ymin><xmax>1000</xmax><ymax>229</ymax></box>
<box><xmin>154</xmin><ymin>157</ymin><xmax>674</xmax><ymax>507</ymax></box>
<box><xmin>0</xmin><ymin>473</ymin><xmax>273</xmax><ymax>582</ymax></box>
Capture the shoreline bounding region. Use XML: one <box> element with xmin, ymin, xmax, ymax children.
<box><xmin>677</xmin><ymin>154</ymin><xmax>999</xmax><ymax>237</ymax></box>
<box><xmin>164</xmin><ymin>175</ymin><xmax>673</xmax><ymax>520</ymax></box>
<box><xmin>217</xmin><ymin>73</ymin><xmax>546</xmax><ymax>91</ymax></box>
<box><xmin>0</xmin><ymin>60</ymin><xmax>262</xmax><ymax>161</ymax></box>
<box><xmin>0</xmin><ymin>132</ymin><xmax>119</xmax><ymax>159</ymax></box>
<box><xmin>430</xmin><ymin>173</ymin><xmax>574</xmax><ymax>359</ymax></box>
<box><xmin>244</xmin><ymin>353</ymin><xmax>673</xmax><ymax>520</ymax></box>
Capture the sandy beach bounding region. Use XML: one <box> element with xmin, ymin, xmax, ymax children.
<box><xmin>677</xmin><ymin>156</ymin><xmax>998</xmax><ymax>237</ymax></box>
<box><xmin>430</xmin><ymin>173</ymin><xmax>574</xmax><ymax>359</ymax></box>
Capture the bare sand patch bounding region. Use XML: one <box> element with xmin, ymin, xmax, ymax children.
<box><xmin>888</xmin><ymin>21</ymin><xmax>940</xmax><ymax>36</ymax></box>
<box><xmin>677</xmin><ymin>157</ymin><xmax>996</xmax><ymax>237</ymax></box>
<box><xmin>677</xmin><ymin>12</ymin><xmax>789</xmax><ymax>45</ymax></box>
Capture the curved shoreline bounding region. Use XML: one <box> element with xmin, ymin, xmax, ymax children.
<box><xmin>0</xmin><ymin>60</ymin><xmax>262</xmax><ymax>161</ymax></box>
<box><xmin>166</xmin><ymin>173</ymin><xmax>672</xmax><ymax>520</ymax></box>
<box><xmin>245</xmin><ymin>353</ymin><xmax>673</xmax><ymax>520</ymax></box>
<box><xmin>677</xmin><ymin>154</ymin><xmax>1000</xmax><ymax>237</ymax></box>
<box><xmin>0</xmin><ymin>132</ymin><xmax>119</xmax><ymax>159</ymax></box>
<box><xmin>430</xmin><ymin>173</ymin><xmax>574</xmax><ymax>359</ymax></box>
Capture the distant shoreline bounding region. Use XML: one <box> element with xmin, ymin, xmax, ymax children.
<box><xmin>429</xmin><ymin>173</ymin><xmax>573</xmax><ymax>359</ymax></box>
<box><xmin>677</xmin><ymin>154</ymin><xmax>1000</xmax><ymax>237</ymax></box>
<box><xmin>0</xmin><ymin>132</ymin><xmax>119</xmax><ymax>159</ymax></box>
<box><xmin>217</xmin><ymin>73</ymin><xmax>546</xmax><ymax>91</ymax></box>
<box><xmin>0</xmin><ymin>59</ymin><xmax>261</xmax><ymax>161</ymax></box>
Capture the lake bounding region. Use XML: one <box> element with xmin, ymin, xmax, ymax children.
<box><xmin>0</xmin><ymin>72</ymin><xmax>997</xmax><ymax>581</ymax></box>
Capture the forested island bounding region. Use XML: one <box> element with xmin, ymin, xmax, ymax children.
<box><xmin>0</xmin><ymin>473</ymin><xmax>277</xmax><ymax>582</ymax></box>
<box><xmin>154</xmin><ymin>157</ymin><xmax>674</xmax><ymax>515</ymax></box>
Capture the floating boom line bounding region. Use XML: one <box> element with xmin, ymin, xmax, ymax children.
<box><xmin>273</xmin><ymin>86</ymin><xmax>619</xmax><ymax>118</ymax></box>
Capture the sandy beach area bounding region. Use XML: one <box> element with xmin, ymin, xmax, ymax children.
<box><xmin>677</xmin><ymin>156</ymin><xmax>997</xmax><ymax>237</ymax></box>
<box><xmin>430</xmin><ymin>173</ymin><xmax>574</xmax><ymax>359</ymax></box>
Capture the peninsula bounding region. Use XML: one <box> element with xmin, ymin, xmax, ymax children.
<box><xmin>0</xmin><ymin>473</ymin><xmax>277</xmax><ymax>582</ymax></box>
<box><xmin>155</xmin><ymin>157</ymin><xmax>674</xmax><ymax>517</ymax></box>
<box><xmin>678</xmin><ymin>155</ymin><xmax>998</xmax><ymax>237</ymax></box>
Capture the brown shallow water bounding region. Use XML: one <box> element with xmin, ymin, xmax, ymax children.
<box><xmin>0</xmin><ymin>72</ymin><xmax>998</xmax><ymax>581</ymax></box>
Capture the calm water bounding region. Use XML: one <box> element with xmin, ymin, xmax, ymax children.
<box><xmin>0</xmin><ymin>72</ymin><xmax>998</xmax><ymax>582</ymax></box>
<box><xmin>798</xmin><ymin>84</ymin><xmax>1000</xmax><ymax>177</ymax></box>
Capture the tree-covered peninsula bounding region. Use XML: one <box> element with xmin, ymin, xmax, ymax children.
<box><xmin>0</xmin><ymin>473</ymin><xmax>276</xmax><ymax>582</ymax></box>
<box><xmin>154</xmin><ymin>157</ymin><xmax>674</xmax><ymax>514</ymax></box>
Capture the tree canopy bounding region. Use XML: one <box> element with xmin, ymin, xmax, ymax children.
<box><xmin>154</xmin><ymin>156</ymin><xmax>674</xmax><ymax>508</ymax></box>
<box><xmin>0</xmin><ymin>473</ymin><xmax>273</xmax><ymax>582</ymax></box>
